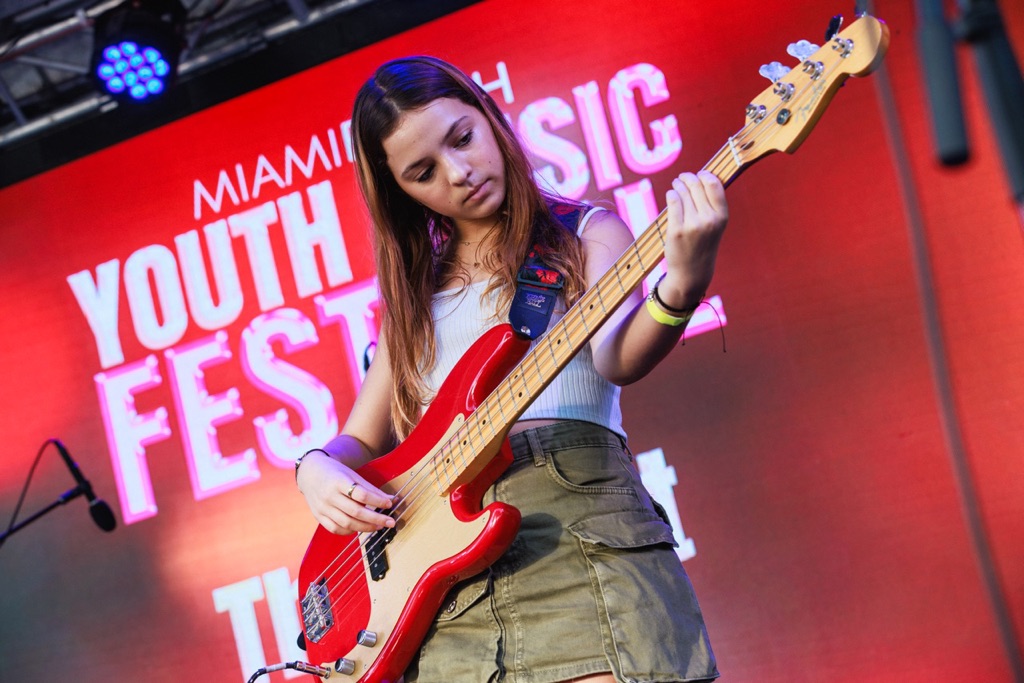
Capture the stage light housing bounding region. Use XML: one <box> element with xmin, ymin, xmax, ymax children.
<box><xmin>90</xmin><ymin>0</ymin><xmax>186</xmax><ymax>102</ymax></box>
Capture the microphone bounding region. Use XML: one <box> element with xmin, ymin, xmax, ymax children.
<box><xmin>53</xmin><ymin>439</ymin><xmax>117</xmax><ymax>532</ymax></box>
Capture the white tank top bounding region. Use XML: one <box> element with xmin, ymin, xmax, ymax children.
<box><xmin>421</xmin><ymin>207</ymin><xmax>625</xmax><ymax>437</ymax></box>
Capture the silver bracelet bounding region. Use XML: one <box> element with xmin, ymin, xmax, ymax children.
<box><xmin>295</xmin><ymin>448</ymin><xmax>330</xmax><ymax>481</ymax></box>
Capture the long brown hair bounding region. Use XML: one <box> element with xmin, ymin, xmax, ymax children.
<box><xmin>351</xmin><ymin>56</ymin><xmax>586</xmax><ymax>439</ymax></box>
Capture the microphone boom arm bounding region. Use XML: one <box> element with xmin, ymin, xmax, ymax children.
<box><xmin>0</xmin><ymin>439</ymin><xmax>117</xmax><ymax>550</ymax></box>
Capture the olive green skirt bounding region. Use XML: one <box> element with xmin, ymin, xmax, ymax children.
<box><xmin>405</xmin><ymin>421</ymin><xmax>718</xmax><ymax>683</ymax></box>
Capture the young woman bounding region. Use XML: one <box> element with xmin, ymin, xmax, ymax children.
<box><xmin>296</xmin><ymin>56</ymin><xmax>727</xmax><ymax>683</ymax></box>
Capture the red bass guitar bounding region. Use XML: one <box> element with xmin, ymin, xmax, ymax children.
<box><xmin>296</xmin><ymin>14</ymin><xmax>889</xmax><ymax>682</ymax></box>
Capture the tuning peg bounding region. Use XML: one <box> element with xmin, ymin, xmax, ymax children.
<box><xmin>787</xmin><ymin>39</ymin><xmax>820</xmax><ymax>63</ymax></box>
<box><xmin>758</xmin><ymin>61</ymin><xmax>791</xmax><ymax>83</ymax></box>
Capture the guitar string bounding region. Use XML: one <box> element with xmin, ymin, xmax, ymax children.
<box><xmin>301</xmin><ymin>44</ymin><xmax>854</xmax><ymax>630</ymax></box>
<box><xmin>300</xmin><ymin>151</ymin><xmax>737</xmax><ymax>624</ymax></box>
<box><xmin>303</xmin><ymin>76</ymin><xmax>780</xmax><ymax>624</ymax></box>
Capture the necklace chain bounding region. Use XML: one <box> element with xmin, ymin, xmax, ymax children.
<box><xmin>455</xmin><ymin>228</ymin><xmax>495</xmax><ymax>269</ymax></box>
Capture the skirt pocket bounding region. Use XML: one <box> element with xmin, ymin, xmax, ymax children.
<box><xmin>543</xmin><ymin>441</ymin><xmax>639</xmax><ymax>497</ymax></box>
<box><xmin>568</xmin><ymin>508</ymin><xmax>676</xmax><ymax>549</ymax></box>
<box><xmin>567</xmin><ymin>508</ymin><xmax>718</xmax><ymax>683</ymax></box>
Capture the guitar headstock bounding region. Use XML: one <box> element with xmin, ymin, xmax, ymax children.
<box><xmin>725</xmin><ymin>14</ymin><xmax>890</xmax><ymax>173</ymax></box>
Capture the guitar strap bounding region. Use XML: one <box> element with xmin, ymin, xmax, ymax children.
<box><xmin>508</xmin><ymin>204</ymin><xmax>586</xmax><ymax>340</ymax></box>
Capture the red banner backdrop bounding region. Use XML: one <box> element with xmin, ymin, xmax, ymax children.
<box><xmin>1</xmin><ymin>1</ymin><xmax>1022</xmax><ymax>681</ymax></box>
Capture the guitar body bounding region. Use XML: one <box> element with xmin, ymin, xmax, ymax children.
<box><xmin>298</xmin><ymin>324</ymin><xmax>530</xmax><ymax>682</ymax></box>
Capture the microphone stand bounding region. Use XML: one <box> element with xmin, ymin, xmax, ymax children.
<box><xmin>0</xmin><ymin>483</ymin><xmax>93</xmax><ymax>548</ymax></box>
<box><xmin>898</xmin><ymin>4</ymin><xmax>1024</xmax><ymax>679</ymax></box>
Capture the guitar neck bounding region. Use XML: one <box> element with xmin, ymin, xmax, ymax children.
<box><xmin>433</xmin><ymin>12</ymin><xmax>891</xmax><ymax>493</ymax></box>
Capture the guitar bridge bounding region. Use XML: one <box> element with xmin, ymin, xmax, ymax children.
<box><xmin>301</xmin><ymin>577</ymin><xmax>334</xmax><ymax>644</ymax></box>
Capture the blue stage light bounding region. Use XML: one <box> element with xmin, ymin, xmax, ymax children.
<box><xmin>90</xmin><ymin>0</ymin><xmax>185</xmax><ymax>103</ymax></box>
<box><xmin>95</xmin><ymin>44</ymin><xmax>169</xmax><ymax>100</ymax></box>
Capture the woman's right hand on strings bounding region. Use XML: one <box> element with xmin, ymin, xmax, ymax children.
<box><xmin>296</xmin><ymin>448</ymin><xmax>395</xmax><ymax>534</ymax></box>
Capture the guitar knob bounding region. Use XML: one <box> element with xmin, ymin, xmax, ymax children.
<box><xmin>357</xmin><ymin>630</ymin><xmax>379</xmax><ymax>647</ymax></box>
<box><xmin>831</xmin><ymin>37</ymin><xmax>854</xmax><ymax>58</ymax></box>
<box><xmin>335</xmin><ymin>658</ymin><xmax>356</xmax><ymax>676</ymax></box>
<box><xmin>773</xmin><ymin>82</ymin><xmax>795</xmax><ymax>101</ymax></box>
<box><xmin>745</xmin><ymin>104</ymin><xmax>767</xmax><ymax>122</ymax></box>
<box><xmin>802</xmin><ymin>60</ymin><xmax>825</xmax><ymax>80</ymax></box>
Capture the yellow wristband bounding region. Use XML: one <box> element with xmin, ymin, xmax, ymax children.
<box><xmin>645</xmin><ymin>296</ymin><xmax>692</xmax><ymax>327</ymax></box>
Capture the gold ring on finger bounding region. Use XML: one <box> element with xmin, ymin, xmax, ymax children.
<box><xmin>346</xmin><ymin>482</ymin><xmax>358</xmax><ymax>498</ymax></box>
